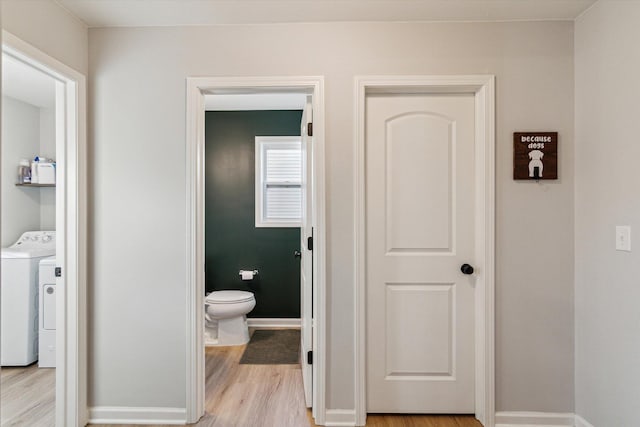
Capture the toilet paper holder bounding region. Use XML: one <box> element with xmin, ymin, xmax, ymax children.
<box><xmin>239</xmin><ymin>269</ymin><xmax>259</xmax><ymax>277</ymax></box>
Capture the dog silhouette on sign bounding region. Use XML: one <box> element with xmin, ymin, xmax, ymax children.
<box><xmin>528</xmin><ymin>149</ymin><xmax>544</xmax><ymax>178</ymax></box>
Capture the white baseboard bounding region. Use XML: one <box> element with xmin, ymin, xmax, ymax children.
<box><xmin>574</xmin><ymin>414</ymin><xmax>595</xmax><ymax>427</ymax></box>
<box><xmin>88</xmin><ymin>406</ymin><xmax>186</xmax><ymax>425</ymax></box>
<box><xmin>495</xmin><ymin>411</ymin><xmax>575</xmax><ymax>427</ymax></box>
<box><xmin>247</xmin><ymin>318</ymin><xmax>301</xmax><ymax>329</ymax></box>
<box><xmin>325</xmin><ymin>409</ymin><xmax>357</xmax><ymax>426</ymax></box>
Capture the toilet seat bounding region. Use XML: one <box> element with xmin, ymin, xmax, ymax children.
<box><xmin>206</xmin><ymin>290</ymin><xmax>254</xmax><ymax>304</ymax></box>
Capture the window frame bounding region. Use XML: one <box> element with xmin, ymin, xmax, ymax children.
<box><xmin>255</xmin><ymin>136</ymin><xmax>303</xmax><ymax>228</ymax></box>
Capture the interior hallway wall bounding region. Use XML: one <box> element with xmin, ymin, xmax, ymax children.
<box><xmin>574</xmin><ymin>2</ymin><xmax>640</xmax><ymax>426</ymax></box>
<box><xmin>89</xmin><ymin>21</ymin><xmax>575</xmax><ymax>413</ymax></box>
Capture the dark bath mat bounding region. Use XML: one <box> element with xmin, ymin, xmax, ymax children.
<box><xmin>239</xmin><ymin>329</ymin><xmax>300</xmax><ymax>365</ymax></box>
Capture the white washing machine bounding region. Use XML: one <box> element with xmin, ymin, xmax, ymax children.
<box><xmin>1</xmin><ymin>231</ymin><xmax>56</xmax><ymax>366</ymax></box>
<box><xmin>39</xmin><ymin>256</ymin><xmax>57</xmax><ymax>368</ymax></box>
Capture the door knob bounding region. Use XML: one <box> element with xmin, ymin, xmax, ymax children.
<box><xmin>460</xmin><ymin>264</ymin><xmax>474</xmax><ymax>275</ymax></box>
<box><xmin>294</xmin><ymin>250</ymin><xmax>302</xmax><ymax>259</ymax></box>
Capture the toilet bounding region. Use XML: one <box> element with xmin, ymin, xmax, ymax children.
<box><xmin>204</xmin><ymin>290</ymin><xmax>256</xmax><ymax>346</ymax></box>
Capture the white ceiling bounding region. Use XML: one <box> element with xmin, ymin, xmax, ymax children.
<box><xmin>1</xmin><ymin>54</ymin><xmax>56</xmax><ymax>109</ymax></box>
<box><xmin>56</xmin><ymin>0</ymin><xmax>597</xmax><ymax>28</ymax></box>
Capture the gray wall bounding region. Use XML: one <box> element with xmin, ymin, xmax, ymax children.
<box><xmin>575</xmin><ymin>2</ymin><xmax>640</xmax><ymax>426</ymax></box>
<box><xmin>88</xmin><ymin>21</ymin><xmax>575</xmax><ymax>412</ymax></box>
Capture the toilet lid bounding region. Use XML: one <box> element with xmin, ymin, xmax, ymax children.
<box><xmin>205</xmin><ymin>290</ymin><xmax>254</xmax><ymax>304</ymax></box>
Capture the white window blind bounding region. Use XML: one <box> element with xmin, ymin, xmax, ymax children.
<box><xmin>255</xmin><ymin>137</ymin><xmax>302</xmax><ymax>227</ymax></box>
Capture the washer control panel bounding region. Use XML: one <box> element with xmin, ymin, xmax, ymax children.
<box><xmin>11</xmin><ymin>231</ymin><xmax>56</xmax><ymax>249</ymax></box>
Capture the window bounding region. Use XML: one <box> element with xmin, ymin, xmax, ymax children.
<box><xmin>255</xmin><ymin>136</ymin><xmax>302</xmax><ymax>227</ymax></box>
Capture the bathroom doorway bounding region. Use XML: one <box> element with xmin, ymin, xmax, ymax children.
<box><xmin>0</xmin><ymin>31</ymin><xmax>87</xmax><ymax>426</ymax></box>
<box><xmin>186</xmin><ymin>77</ymin><xmax>326</xmax><ymax>425</ymax></box>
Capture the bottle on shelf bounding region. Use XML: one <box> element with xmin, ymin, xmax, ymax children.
<box><xmin>31</xmin><ymin>157</ymin><xmax>39</xmax><ymax>184</ymax></box>
<box><xmin>18</xmin><ymin>159</ymin><xmax>31</xmax><ymax>184</ymax></box>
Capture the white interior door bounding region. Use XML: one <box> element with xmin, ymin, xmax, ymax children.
<box><xmin>365</xmin><ymin>93</ymin><xmax>476</xmax><ymax>413</ymax></box>
<box><xmin>300</xmin><ymin>96</ymin><xmax>313</xmax><ymax>407</ymax></box>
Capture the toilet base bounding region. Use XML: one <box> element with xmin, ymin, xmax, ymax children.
<box><xmin>204</xmin><ymin>320</ymin><xmax>218</xmax><ymax>346</ymax></box>
<box><xmin>205</xmin><ymin>315</ymin><xmax>250</xmax><ymax>346</ymax></box>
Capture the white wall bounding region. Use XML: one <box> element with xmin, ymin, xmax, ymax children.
<box><xmin>574</xmin><ymin>2</ymin><xmax>640</xmax><ymax>426</ymax></box>
<box><xmin>89</xmin><ymin>21</ymin><xmax>575</xmax><ymax>414</ymax></box>
<box><xmin>1</xmin><ymin>96</ymin><xmax>41</xmax><ymax>246</ymax></box>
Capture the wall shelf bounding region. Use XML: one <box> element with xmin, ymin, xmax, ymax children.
<box><xmin>15</xmin><ymin>183</ymin><xmax>55</xmax><ymax>187</ymax></box>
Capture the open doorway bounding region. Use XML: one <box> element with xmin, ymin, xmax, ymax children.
<box><xmin>186</xmin><ymin>77</ymin><xmax>326</xmax><ymax>425</ymax></box>
<box><xmin>0</xmin><ymin>31</ymin><xmax>87</xmax><ymax>426</ymax></box>
<box><xmin>202</xmin><ymin>94</ymin><xmax>309</xmax><ymax>425</ymax></box>
<box><xmin>1</xmin><ymin>40</ymin><xmax>58</xmax><ymax>427</ymax></box>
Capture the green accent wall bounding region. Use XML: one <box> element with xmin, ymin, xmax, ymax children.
<box><xmin>205</xmin><ymin>110</ymin><xmax>302</xmax><ymax>318</ymax></box>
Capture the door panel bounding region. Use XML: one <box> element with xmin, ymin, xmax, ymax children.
<box><xmin>366</xmin><ymin>93</ymin><xmax>475</xmax><ymax>413</ymax></box>
<box><xmin>386</xmin><ymin>113</ymin><xmax>453</xmax><ymax>253</ymax></box>
<box><xmin>385</xmin><ymin>283</ymin><xmax>453</xmax><ymax>378</ymax></box>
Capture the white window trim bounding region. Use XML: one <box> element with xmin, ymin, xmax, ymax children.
<box><xmin>255</xmin><ymin>136</ymin><xmax>302</xmax><ymax>228</ymax></box>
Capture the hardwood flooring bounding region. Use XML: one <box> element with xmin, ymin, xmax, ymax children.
<box><xmin>351</xmin><ymin>415</ymin><xmax>482</xmax><ymax>427</ymax></box>
<box><xmin>197</xmin><ymin>343</ymin><xmax>309</xmax><ymax>426</ymax></box>
<box><xmin>0</xmin><ymin>363</ymin><xmax>55</xmax><ymax>427</ymax></box>
<box><xmin>1</xmin><ymin>337</ymin><xmax>481</xmax><ymax>427</ymax></box>
<box><xmin>92</xmin><ymin>336</ymin><xmax>481</xmax><ymax>427</ymax></box>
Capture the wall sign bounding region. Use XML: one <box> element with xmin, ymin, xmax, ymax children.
<box><xmin>513</xmin><ymin>132</ymin><xmax>558</xmax><ymax>180</ymax></box>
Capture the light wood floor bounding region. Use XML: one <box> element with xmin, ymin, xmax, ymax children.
<box><xmin>0</xmin><ymin>363</ymin><xmax>55</xmax><ymax>427</ymax></box>
<box><xmin>93</xmin><ymin>337</ymin><xmax>482</xmax><ymax>427</ymax></box>
<box><xmin>353</xmin><ymin>415</ymin><xmax>481</xmax><ymax>427</ymax></box>
<box><xmin>1</xmin><ymin>340</ymin><xmax>482</xmax><ymax>427</ymax></box>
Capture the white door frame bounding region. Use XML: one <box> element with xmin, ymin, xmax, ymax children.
<box><xmin>354</xmin><ymin>75</ymin><xmax>495</xmax><ymax>427</ymax></box>
<box><xmin>1</xmin><ymin>31</ymin><xmax>88</xmax><ymax>426</ymax></box>
<box><xmin>185</xmin><ymin>76</ymin><xmax>327</xmax><ymax>425</ymax></box>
